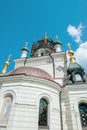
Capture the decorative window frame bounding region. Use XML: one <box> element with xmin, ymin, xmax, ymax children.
<box><xmin>39</xmin><ymin>98</ymin><xmax>48</xmax><ymax>127</ymax></box>
<box><xmin>74</xmin><ymin>97</ymin><xmax>87</xmax><ymax>130</ymax></box>
<box><xmin>37</xmin><ymin>93</ymin><xmax>52</xmax><ymax>129</ymax></box>
<box><xmin>0</xmin><ymin>90</ymin><xmax>16</xmax><ymax>127</ymax></box>
<box><xmin>79</xmin><ymin>102</ymin><xmax>87</xmax><ymax>128</ymax></box>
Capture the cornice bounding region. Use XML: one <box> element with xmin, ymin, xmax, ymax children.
<box><xmin>0</xmin><ymin>75</ymin><xmax>62</xmax><ymax>92</ymax></box>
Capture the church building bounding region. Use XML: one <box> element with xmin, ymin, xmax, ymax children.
<box><xmin>0</xmin><ymin>34</ymin><xmax>87</xmax><ymax>130</ymax></box>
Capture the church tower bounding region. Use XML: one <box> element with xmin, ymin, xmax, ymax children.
<box><xmin>14</xmin><ymin>33</ymin><xmax>67</xmax><ymax>85</ymax></box>
<box><xmin>61</xmin><ymin>44</ymin><xmax>87</xmax><ymax>130</ymax></box>
<box><xmin>0</xmin><ymin>35</ymin><xmax>87</xmax><ymax>130</ymax></box>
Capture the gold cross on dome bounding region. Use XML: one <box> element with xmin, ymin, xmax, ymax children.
<box><xmin>67</xmin><ymin>43</ymin><xmax>71</xmax><ymax>50</ymax></box>
<box><xmin>25</xmin><ymin>42</ymin><xmax>28</xmax><ymax>48</ymax></box>
<box><xmin>44</xmin><ymin>32</ymin><xmax>47</xmax><ymax>38</ymax></box>
<box><xmin>7</xmin><ymin>54</ymin><xmax>11</xmax><ymax>61</ymax></box>
<box><xmin>56</xmin><ymin>35</ymin><xmax>59</xmax><ymax>42</ymax></box>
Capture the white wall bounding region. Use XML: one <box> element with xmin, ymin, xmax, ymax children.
<box><xmin>62</xmin><ymin>83</ymin><xmax>87</xmax><ymax>130</ymax></box>
<box><xmin>0</xmin><ymin>75</ymin><xmax>62</xmax><ymax>130</ymax></box>
<box><xmin>14</xmin><ymin>52</ymin><xmax>67</xmax><ymax>86</ymax></box>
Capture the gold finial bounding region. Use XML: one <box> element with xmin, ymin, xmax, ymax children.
<box><xmin>56</xmin><ymin>35</ymin><xmax>59</xmax><ymax>42</ymax></box>
<box><xmin>2</xmin><ymin>55</ymin><xmax>11</xmax><ymax>74</ymax></box>
<box><xmin>44</xmin><ymin>32</ymin><xmax>48</xmax><ymax>43</ymax></box>
<box><xmin>67</xmin><ymin>43</ymin><xmax>75</xmax><ymax>63</ymax></box>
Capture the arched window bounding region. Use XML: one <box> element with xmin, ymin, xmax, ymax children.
<box><xmin>0</xmin><ymin>95</ymin><xmax>13</xmax><ymax>125</ymax></box>
<box><xmin>39</xmin><ymin>98</ymin><xmax>48</xmax><ymax>127</ymax></box>
<box><xmin>79</xmin><ymin>102</ymin><xmax>87</xmax><ymax>128</ymax></box>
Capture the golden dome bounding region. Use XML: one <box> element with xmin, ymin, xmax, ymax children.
<box><xmin>68</xmin><ymin>49</ymin><xmax>74</xmax><ymax>56</ymax></box>
<box><xmin>67</xmin><ymin>43</ymin><xmax>75</xmax><ymax>63</ymax></box>
<box><xmin>4</xmin><ymin>61</ymin><xmax>10</xmax><ymax>66</ymax></box>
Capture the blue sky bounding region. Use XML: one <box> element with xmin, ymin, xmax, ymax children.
<box><xmin>0</xmin><ymin>0</ymin><xmax>87</xmax><ymax>72</ymax></box>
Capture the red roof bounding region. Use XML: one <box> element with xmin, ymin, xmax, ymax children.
<box><xmin>9</xmin><ymin>67</ymin><xmax>53</xmax><ymax>80</ymax></box>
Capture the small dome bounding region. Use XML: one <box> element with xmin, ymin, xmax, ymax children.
<box><xmin>9</xmin><ymin>67</ymin><xmax>53</xmax><ymax>80</ymax></box>
<box><xmin>68</xmin><ymin>62</ymin><xmax>82</xmax><ymax>71</ymax></box>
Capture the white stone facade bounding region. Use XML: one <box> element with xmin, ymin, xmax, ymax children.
<box><xmin>0</xmin><ymin>49</ymin><xmax>87</xmax><ymax>130</ymax></box>
<box><xmin>0</xmin><ymin>75</ymin><xmax>62</xmax><ymax>130</ymax></box>
<box><xmin>14</xmin><ymin>51</ymin><xmax>67</xmax><ymax>86</ymax></box>
<box><xmin>62</xmin><ymin>83</ymin><xmax>87</xmax><ymax>130</ymax></box>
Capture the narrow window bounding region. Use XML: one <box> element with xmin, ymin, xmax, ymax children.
<box><xmin>39</xmin><ymin>98</ymin><xmax>48</xmax><ymax>127</ymax></box>
<box><xmin>41</xmin><ymin>52</ymin><xmax>44</xmax><ymax>56</ymax></box>
<box><xmin>79</xmin><ymin>103</ymin><xmax>87</xmax><ymax>128</ymax></box>
<box><xmin>0</xmin><ymin>96</ymin><xmax>13</xmax><ymax>125</ymax></box>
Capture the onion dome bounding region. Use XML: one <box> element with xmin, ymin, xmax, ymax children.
<box><xmin>30</xmin><ymin>33</ymin><xmax>62</xmax><ymax>57</ymax></box>
<box><xmin>31</xmin><ymin>33</ymin><xmax>55</xmax><ymax>57</ymax></box>
<box><xmin>67</xmin><ymin>43</ymin><xmax>86</xmax><ymax>83</ymax></box>
<box><xmin>9</xmin><ymin>67</ymin><xmax>53</xmax><ymax>80</ymax></box>
<box><xmin>54</xmin><ymin>35</ymin><xmax>62</xmax><ymax>52</ymax></box>
<box><xmin>21</xmin><ymin>42</ymin><xmax>29</xmax><ymax>58</ymax></box>
<box><xmin>67</xmin><ymin>62</ymin><xmax>84</xmax><ymax>74</ymax></box>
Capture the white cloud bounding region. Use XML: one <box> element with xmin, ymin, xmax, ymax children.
<box><xmin>75</xmin><ymin>42</ymin><xmax>87</xmax><ymax>72</ymax></box>
<box><xmin>67</xmin><ymin>24</ymin><xmax>83</xmax><ymax>44</ymax></box>
<box><xmin>67</xmin><ymin>23</ymin><xmax>87</xmax><ymax>73</ymax></box>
